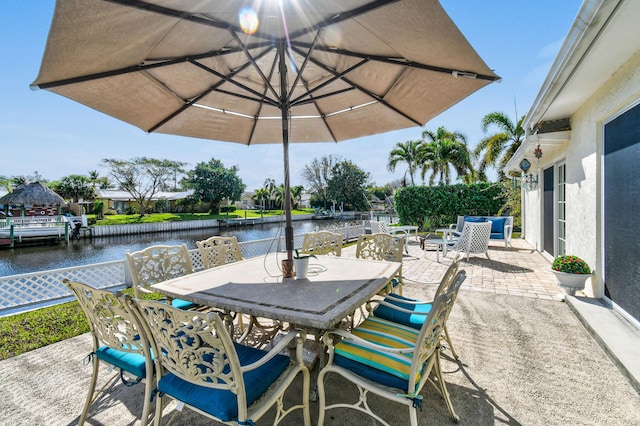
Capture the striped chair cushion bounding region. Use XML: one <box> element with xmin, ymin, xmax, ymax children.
<box><xmin>373</xmin><ymin>294</ymin><xmax>431</xmax><ymax>330</ymax></box>
<box><xmin>333</xmin><ymin>316</ymin><xmax>425</xmax><ymax>390</ymax></box>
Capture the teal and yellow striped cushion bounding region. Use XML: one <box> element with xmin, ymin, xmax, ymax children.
<box><xmin>333</xmin><ymin>316</ymin><xmax>426</xmax><ymax>389</ymax></box>
<box><xmin>373</xmin><ymin>294</ymin><xmax>431</xmax><ymax>330</ymax></box>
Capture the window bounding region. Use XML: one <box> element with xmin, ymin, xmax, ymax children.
<box><xmin>557</xmin><ymin>163</ymin><xmax>566</xmax><ymax>256</ymax></box>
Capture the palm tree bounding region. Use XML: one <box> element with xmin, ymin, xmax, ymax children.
<box><xmin>263</xmin><ymin>178</ymin><xmax>276</xmax><ymax>209</ymax></box>
<box><xmin>88</xmin><ymin>170</ymin><xmax>100</xmax><ymax>188</ymax></box>
<box><xmin>252</xmin><ymin>188</ymin><xmax>270</xmax><ymax>210</ymax></box>
<box><xmin>387</xmin><ymin>140</ymin><xmax>423</xmax><ymax>185</ymax></box>
<box><xmin>291</xmin><ymin>185</ymin><xmax>304</xmax><ymax>209</ymax></box>
<box><xmin>472</xmin><ymin>112</ymin><xmax>525</xmax><ymax>181</ymax></box>
<box><xmin>420</xmin><ymin>126</ymin><xmax>473</xmax><ymax>185</ymax></box>
<box><xmin>273</xmin><ymin>184</ymin><xmax>286</xmax><ymax>210</ymax></box>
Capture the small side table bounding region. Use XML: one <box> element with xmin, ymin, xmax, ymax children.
<box><xmin>420</xmin><ymin>235</ymin><xmax>450</xmax><ymax>263</ymax></box>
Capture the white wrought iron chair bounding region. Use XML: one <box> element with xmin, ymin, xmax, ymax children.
<box><xmin>300</xmin><ymin>230</ymin><xmax>344</xmax><ymax>256</ymax></box>
<box><xmin>447</xmin><ymin>220</ymin><xmax>492</xmax><ymax>261</ymax></box>
<box><xmin>196</xmin><ymin>235</ymin><xmax>281</xmax><ymax>346</ymax></box>
<box><xmin>125</xmin><ymin>244</ymin><xmax>196</xmax><ymax>310</ymax></box>
<box><xmin>127</xmin><ymin>298</ymin><xmax>311</xmax><ymax>426</ymax></box>
<box><xmin>371</xmin><ymin>258</ymin><xmax>463</xmax><ymax>359</ymax></box>
<box><xmin>196</xmin><ymin>235</ymin><xmax>244</xmax><ymax>269</ymax></box>
<box><xmin>356</xmin><ymin>233</ymin><xmax>404</xmax><ymax>295</ymax></box>
<box><xmin>317</xmin><ymin>270</ymin><xmax>466</xmax><ymax>426</ymax></box>
<box><xmin>63</xmin><ymin>279</ymin><xmax>153</xmax><ymax>426</ymax></box>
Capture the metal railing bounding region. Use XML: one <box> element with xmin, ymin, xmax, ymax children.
<box><xmin>0</xmin><ymin>224</ymin><xmax>365</xmax><ymax>317</ymax></box>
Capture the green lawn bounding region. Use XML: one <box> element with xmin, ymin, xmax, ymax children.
<box><xmin>90</xmin><ymin>209</ymin><xmax>313</xmax><ymax>226</ymax></box>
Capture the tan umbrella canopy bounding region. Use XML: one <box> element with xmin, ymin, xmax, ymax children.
<box><xmin>0</xmin><ymin>182</ymin><xmax>65</xmax><ymax>206</ymax></box>
<box><xmin>31</xmin><ymin>0</ymin><xmax>500</xmax><ymax>262</ymax></box>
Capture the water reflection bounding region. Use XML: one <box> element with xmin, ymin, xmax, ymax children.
<box><xmin>0</xmin><ymin>221</ymin><xmax>330</xmax><ymax>276</ymax></box>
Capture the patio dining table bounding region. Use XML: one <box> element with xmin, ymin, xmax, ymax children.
<box><xmin>150</xmin><ymin>254</ymin><xmax>402</xmax><ymax>331</ymax></box>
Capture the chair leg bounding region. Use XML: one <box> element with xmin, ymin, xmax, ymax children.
<box><xmin>443</xmin><ymin>324</ymin><xmax>459</xmax><ymax>360</ymax></box>
<box><xmin>78</xmin><ymin>357</ymin><xmax>101</xmax><ymax>425</ymax></box>
<box><xmin>432</xmin><ymin>354</ymin><xmax>459</xmax><ymax>422</ymax></box>
<box><xmin>317</xmin><ymin>368</ymin><xmax>328</xmax><ymax>426</ymax></box>
<box><xmin>140</xmin><ymin>375</ymin><xmax>154</xmax><ymax>426</ymax></box>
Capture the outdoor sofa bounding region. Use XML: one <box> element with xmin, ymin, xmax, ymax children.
<box><xmin>449</xmin><ymin>215</ymin><xmax>513</xmax><ymax>247</ymax></box>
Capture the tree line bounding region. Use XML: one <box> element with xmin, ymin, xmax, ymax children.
<box><xmin>0</xmin><ymin>111</ymin><xmax>524</xmax><ymax>217</ymax></box>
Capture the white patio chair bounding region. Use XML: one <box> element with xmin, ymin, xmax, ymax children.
<box><xmin>125</xmin><ymin>244</ymin><xmax>197</xmax><ymax>310</ymax></box>
<box><xmin>127</xmin><ymin>298</ymin><xmax>311</xmax><ymax>426</ymax></box>
<box><xmin>448</xmin><ymin>220</ymin><xmax>492</xmax><ymax>261</ymax></box>
<box><xmin>317</xmin><ymin>270</ymin><xmax>466</xmax><ymax>425</ymax></box>
<box><xmin>63</xmin><ymin>279</ymin><xmax>153</xmax><ymax>426</ymax></box>
<box><xmin>300</xmin><ymin>230</ymin><xmax>344</xmax><ymax>256</ymax></box>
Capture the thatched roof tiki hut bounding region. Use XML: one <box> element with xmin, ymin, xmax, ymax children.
<box><xmin>0</xmin><ymin>182</ymin><xmax>66</xmax><ymax>216</ymax></box>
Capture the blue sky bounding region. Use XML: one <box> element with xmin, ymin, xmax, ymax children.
<box><xmin>0</xmin><ymin>1</ymin><xmax>582</xmax><ymax>190</ymax></box>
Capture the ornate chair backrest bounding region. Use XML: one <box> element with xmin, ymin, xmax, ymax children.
<box><xmin>63</xmin><ymin>279</ymin><xmax>150</xmax><ymax>359</ymax></box>
<box><xmin>433</xmin><ymin>258</ymin><xmax>462</xmax><ymax>297</ymax></box>
<box><xmin>356</xmin><ymin>233</ymin><xmax>404</xmax><ymax>263</ymax></box>
<box><xmin>301</xmin><ymin>231</ymin><xmax>344</xmax><ymax>256</ymax></box>
<box><xmin>196</xmin><ymin>236</ymin><xmax>244</xmax><ymax>269</ymax></box>
<box><xmin>409</xmin><ymin>270</ymin><xmax>465</xmax><ymax>391</ymax></box>
<box><xmin>130</xmin><ymin>299</ymin><xmax>249</xmax><ymax>412</ymax></box>
<box><xmin>125</xmin><ymin>244</ymin><xmax>194</xmax><ymax>298</ymax></box>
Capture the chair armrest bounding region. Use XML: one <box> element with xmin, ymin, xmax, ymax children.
<box><xmin>238</xmin><ymin>329</ymin><xmax>300</xmax><ymax>372</ymax></box>
<box><xmin>323</xmin><ymin>328</ymin><xmax>415</xmax><ymax>354</ymax></box>
<box><xmin>373</xmin><ymin>300</ymin><xmax>432</xmax><ymax>316</ymax></box>
<box><xmin>504</xmin><ymin>224</ymin><xmax>513</xmax><ymax>240</ymax></box>
<box><xmin>449</xmin><ymin>223</ymin><xmax>457</xmax><ymax>230</ymax></box>
<box><xmin>384</xmin><ymin>294</ymin><xmax>434</xmax><ymax>306</ymax></box>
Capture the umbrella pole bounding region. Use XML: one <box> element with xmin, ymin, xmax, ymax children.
<box><xmin>279</xmin><ymin>44</ymin><xmax>295</xmax><ymax>277</ymax></box>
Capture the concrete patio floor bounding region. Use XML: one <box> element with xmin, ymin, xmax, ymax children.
<box><xmin>1</xmin><ymin>238</ymin><xmax>639</xmax><ymax>425</ymax></box>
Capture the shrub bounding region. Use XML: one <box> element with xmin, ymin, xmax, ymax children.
<box><xmin>124</xmin><ymin>206</ymin><xmax>139</xmax><ymax>215</ymax></box>
<box><xmin>552</xmin><ymin>255</ymin><xmax>591</xmax><ymax>274</ymax></box>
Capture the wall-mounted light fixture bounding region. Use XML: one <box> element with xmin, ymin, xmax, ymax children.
<box><xmin>519</xmin><ymin>158</ymin><xmax>538</xmax><ymax>190</ymax></box>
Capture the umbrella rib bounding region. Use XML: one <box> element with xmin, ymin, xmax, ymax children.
<box><xmin>32</xmin><ymin>43</ymin><xmax>273</xmax><ymax>90</ymax></box>
<box><xmin>247</xmin><ymin>52</ymin><xmax>280</xmax><ymax>146</ymax></box>
<box><xmin>286</xmin><ymin>0</ymin><xmax>399</xmax><ymax>41</ymax></box>
<box><xmin>228</xmin><ymin>30</ymin><xmax>280</xmax><ymax>102</ymax></box>
<box><xmin>284</xmin><ymin>33</ymin><xmax>339</xmax><ymax>142</ymax></box>
<box><xmin>147</xmin><ymin>46</ymin><xmax>278</xmax><ymax>134</ymax></box>
<box><xmin>301</xmin><ymin>52</ymin><xmax>421</xmax><ymax>126</ymax></box>
<box><xmin>289</xmin><ymin>47</ymin><xmax>369</xmax><ymax>106</ymax></box>
<box><xmin>294</xmin><ymin>42</ymin><xmax>500</xmax><ymax>82</ymax></box>
<box><xmin>189</xmin><ymin>55</ymin><xmax>280</xmax><ymax>108</ymax></box>
<box><xmin>286</xmin><ymin>30</ymin><xmax>321</xmax><ymax>102</ymax></box>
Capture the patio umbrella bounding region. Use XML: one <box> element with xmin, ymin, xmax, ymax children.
<box><xmin>31</xmin><ymin>0</ymin><xmax>500</xmax><ymax>269</ymax></box>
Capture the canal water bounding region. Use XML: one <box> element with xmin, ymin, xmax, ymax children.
<box><xmin>0</xmin><ymin>220</ymin><xmax>344</xmax><ymax>276</ymax></box>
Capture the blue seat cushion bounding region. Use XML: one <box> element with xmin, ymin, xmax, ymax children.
<box><xmin>490</xmin><ymin>232</ymin><xmax>505</xmax><ymax>240</ymax></box>
<box><xmin>96</xmin><ymin>346</ymin><xmax>147</xmax><ymax>379</ymax></box>
<box><xmin>171</xmin><ymin>298</ymin><xmax>197</xmax><ymax>310</ymax></box>
<box><xmin>461</xmin><ymin>216</ymin><xmax>486</xmax><ymax>231</ymax></box>
<box><xmin>157</xmin><ymin>342</ymin><xmax>291</xmax><ymax>422</ymax></box>
<box><xmin>333</xmin><ymin>316</ymin><xmax>424</xmax><ymax>392</ymax></box>
<box><xmin>489</xmin><ymin>217</ymin><xmax>507</xmax><ymax>234</ymax></box>
<box><xmin>373</xmin><ymin>294</ymin><xmax>430</xmax><ymax>330</ymax></box>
